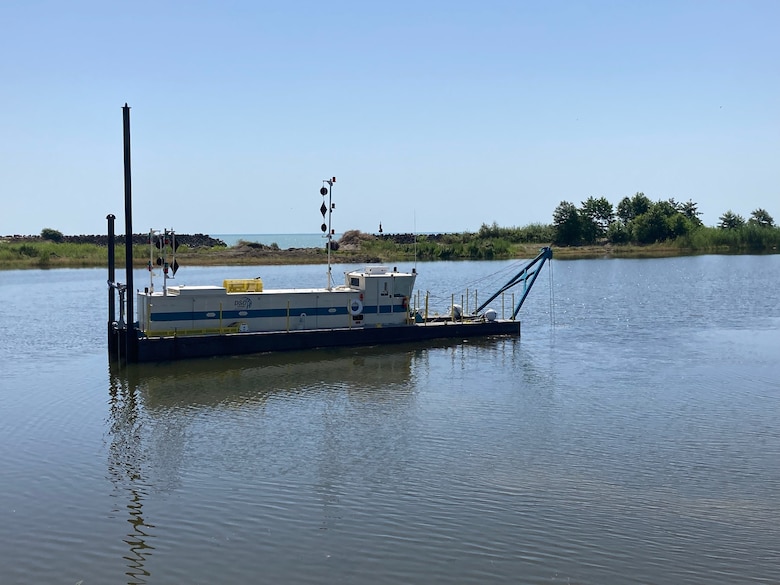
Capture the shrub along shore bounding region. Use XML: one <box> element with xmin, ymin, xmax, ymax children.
<box><xmin>2</xmin><ymin>226</ymin><xmax>779</xmax><ymax>270</ymax></box>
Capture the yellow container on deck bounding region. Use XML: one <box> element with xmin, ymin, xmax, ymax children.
<box><xmin>223</xmin><ymin>278</ymin><xmax>263</xmax><ymax>293</ymax></box>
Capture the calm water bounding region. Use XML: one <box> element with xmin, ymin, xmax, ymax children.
<box><xmin>1</xmin><ymin>255</ymin><xmax>779</xmax><ymax>584</ymax></box>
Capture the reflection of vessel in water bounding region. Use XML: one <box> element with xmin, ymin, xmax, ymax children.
<box><xmin>107</xmin><ymin>105</ymin><xmax>552</xmax><ymax>364</ymax></box>
<box><xmin>118</xmin><ymin>337</ymin><xmax>517</xmax><ymax>410</ymax></box>
<box><xmin>106</xmin><ymin>373</ymin><xmax>156</xmax><ymax>584</ymax></box>
<box><xmin>122</xmin><ymin>342</ymin><xmax>450</xmax><ymax>410</ymax></box>
<box><xmin>104</xmin><ymin>335</ymin><xmax>520</xmax><ymax>581</ymax></box>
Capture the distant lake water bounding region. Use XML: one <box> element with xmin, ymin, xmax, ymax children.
<box><xmin>1</xmin><ymin>254</ymin><xmax>779</xmax><ymax>584</ymax></box>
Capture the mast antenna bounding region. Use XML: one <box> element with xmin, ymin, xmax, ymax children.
<box><xmin>319</xmin><ymin>177</ymin><xmax>336</xmax><ymax>289</ymax></box>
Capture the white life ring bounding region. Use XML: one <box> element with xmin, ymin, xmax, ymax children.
<box><xmin>349</xmin><ymin>298</ymin><xmax>363</xmax><ymax>316</ymax></box>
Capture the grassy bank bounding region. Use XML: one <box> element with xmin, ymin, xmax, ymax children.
<box><xmin>2</xmin><ymin>230</ymin><xmax>778</xmax><ymax>270</ymax></box>
<box><xmin>0</xmin><ymin>240</ymin><xmax>370</xmax><ymax>269</ymax></box>
<box><xmin>0</xmin><ymin>240</ymin><xmax>113</xmax><ymax>269</ymax></box>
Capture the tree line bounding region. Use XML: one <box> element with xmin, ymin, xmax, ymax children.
<box><xmin>21</xmin><ymin>194</ymin><xmax>779</xmax><ymax>264</ymax></box>
<box><xmin>552</xmin><ymin>193</ymin><xmax>776</xmax><ymax>246</ymax></box>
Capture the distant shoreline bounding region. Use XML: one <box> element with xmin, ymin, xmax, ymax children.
<box><xmin>1</xmin><ymin>232</ymin><xmax>227</xmax><ymax>247</ymax></box>
<box><xmin>2</xmin><ymin>230</ymin><xmax>778</xmax><ymax>270</ymax></box>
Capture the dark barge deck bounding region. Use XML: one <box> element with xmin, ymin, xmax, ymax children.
<box><xmin>109</xmin><ymin>318</ymin><xmax>521</xmax><ymax>363</ymax></box>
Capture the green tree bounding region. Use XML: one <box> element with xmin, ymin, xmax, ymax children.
<box><xmin>477</xmin><ymin>222</ymin><xmax>501</xmax><ymax>238</ymax></box>
<box><xmin>679</xmin><ymin>199</ymin><xmax>703</xmax><ymax>227</ymax></box>
<box><xmin>668</xmin><ymin>214</ymin><xmax>695</xmax><ymax>238</ymax></box>
<box><xmin>616</xmin><ymin>197</ymin><xmax>632</xmax><ymax>223</ymax></box>
<box><xmin>748</xmin><ymin>208</ymin><xmax>775</xmax><ymax>228</ymax></box>
<box><xmin>631</xmin><ymin>200</ymin><xmax>694</xmax><ymax>244</ymax></box>
<box><xmin>616</xmin><ymin>192</ymin><xmax>651</xmax><ymax>224</ymax></box>
<box><xmin>653</xmin><ymin>199</ymin><xmax>679</xmax><ymax>217</ymax></box>
<box><xmin>633</xmin><ymin>204</ymin><xmax>674</xmax><ymax>243</ymax></box>
<box><xmin>552</xmin><ymin>201</ymin><xmax>583</xmax><ymax>246</ymax></box>
<box><xmin>41</xmin><ymin>228</ymin><xmax>64</xmax><ymax>242</ymax></box>
<box><xmin>581</xmin><ymin>196</ymin><xmax>614</xmax><ymax>239</ymax></box>
<box><xmin>718</xmin><ymin>210</ymin><xmax>745</xmax><ymax>230</ymax></box>
<box><xmin>606</xmin><ymin>221</ymin><xmax>631</xmax><ymax>244</ymax></box>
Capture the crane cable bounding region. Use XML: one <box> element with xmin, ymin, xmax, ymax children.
<box><xmin>548</xmin><ymin>257</ymin><xmax>555</xmax><ymax>327</ymax></box>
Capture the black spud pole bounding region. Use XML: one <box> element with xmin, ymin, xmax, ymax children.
<box><xmin>122</xmin><ymin>104</ymin><xmax>135</xmax><ymax>362</ymax></box>
<box><xmin>106</xmin><ymin>213</ymin><xmax>116</xmax><ymax>340</ymax></box>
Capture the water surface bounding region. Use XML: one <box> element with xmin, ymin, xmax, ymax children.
<box><xmin>1</xmin><ymin>255</ymin><xmax>778</xmax><ymax>584</ymax></box>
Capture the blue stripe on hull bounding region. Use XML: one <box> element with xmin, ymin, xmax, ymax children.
<box><xmin>149</xmin><ymin>304</ymin><xmax>400</xmax><ymax>322</ymax></box>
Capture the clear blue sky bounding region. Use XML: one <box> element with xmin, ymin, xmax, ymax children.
<box><xmin>2</xmin><ymin>0</ymin><xmax>778</xmax><ymax>236</ymax></box>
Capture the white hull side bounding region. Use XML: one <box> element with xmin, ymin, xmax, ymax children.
<box><xmin>137</xmin><ymin>286</ymin><xmax>411</xmax><ymax>335</ymax></box>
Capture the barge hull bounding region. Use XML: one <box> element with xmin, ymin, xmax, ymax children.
<box><xmin>131</xmin><ymin>319</ymin><xmax>521</xmax><ymax>362</ymax></box>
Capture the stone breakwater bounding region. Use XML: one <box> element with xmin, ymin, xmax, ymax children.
<box><xmin>2</xmin><ymin>233</ymin><xmax>227</xmax><ymax>247</ymax></box>
<box><xmin>338</xmin><ymin>231</ymin><xmax>448</xmax><ymax>246</ymax></box>
<box><xmin>374</xmin><ymin>233</ymin><xmax>447</xmax><ymax>244</ymax></box>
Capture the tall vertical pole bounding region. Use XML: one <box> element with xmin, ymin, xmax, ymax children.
<box><xmin>122</xmin><ymin>104</ymin><xmax>135</xmax><ymax>362</ymax></box>
<box><xmin>107</xmin><ymin>213</ymin><xmax>116</xmax><ymax>357</ymax></box>
<box><xmin>107</xmin><ymin>214</ymin><xmax>116</xmax><ymax>323</ymax></box>
<box><xmin>327</xmin><ymin>180</ymin><xmax>333</xmax><ymax>289</ymax></box>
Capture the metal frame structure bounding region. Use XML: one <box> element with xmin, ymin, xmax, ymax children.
<box><xmin>474</xmin><ymin>246</ymin><xmax>553</xmax><ymax>319</ymax></box>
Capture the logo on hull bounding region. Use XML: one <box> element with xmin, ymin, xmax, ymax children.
<box><xmin>234</xmin><ymin>297</ymin><xmax>253</xmax><ymax>309</ymax></box>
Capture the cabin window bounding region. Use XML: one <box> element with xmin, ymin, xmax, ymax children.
<box><xmin>350</xmin><ymin>277</ymin><xmax>360</xmax><ymax>287</ymax></box>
